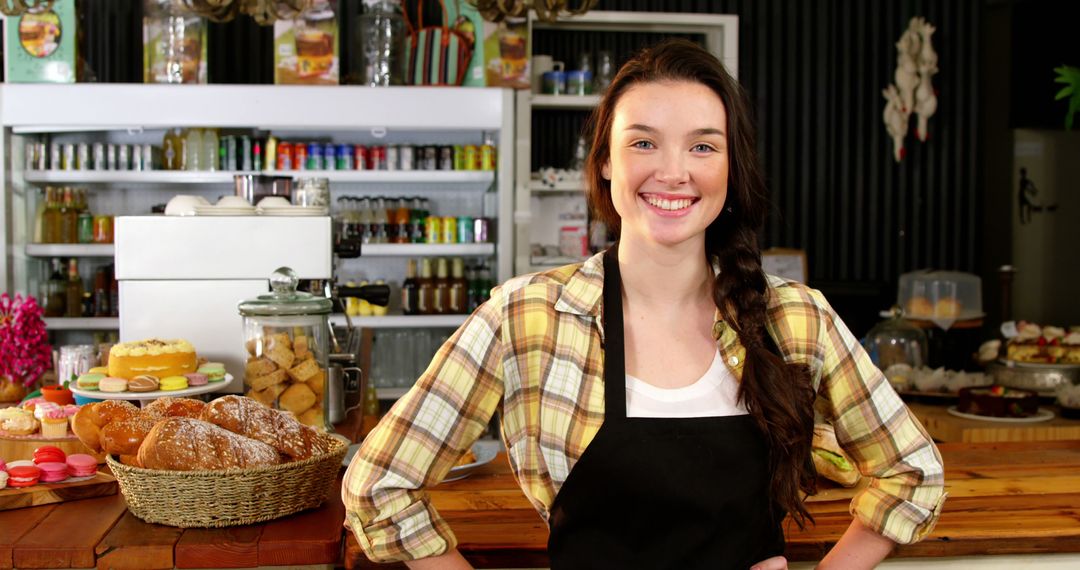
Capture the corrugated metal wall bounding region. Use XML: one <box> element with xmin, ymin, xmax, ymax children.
<box><xmin>536</xmin><ymin>1</ymin><xmax>982</xmax><ymax>312</ymax></box>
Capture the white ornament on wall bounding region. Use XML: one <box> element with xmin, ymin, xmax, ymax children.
<box><xmin>883</xmin><ymin>16</ymin><xmax>939</xmax><ymax>162</ymax></box>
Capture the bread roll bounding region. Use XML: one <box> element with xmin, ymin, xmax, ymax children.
<box><xmin>138</xmin><ymin>417</ymin><xmax>281</xmax><ymax>471</ymax></box>
<box><xmin>71</xmin><ymin>401</ymin><xmax>140</xmax><ymax>453</ymax></box>
<box><xmin>142</xmin><ymin>397</ymin><xmax>206</xmax><ymax>419</ymax></box>
<box><xmin>101</xmin><ymin>416</ymin><xmax>158</xmax><ymax>456</ymax></box>
<box><xmin>199</xmin><ymin>395</ymin><xmax>330</xmax><ymax>460</ymax></box>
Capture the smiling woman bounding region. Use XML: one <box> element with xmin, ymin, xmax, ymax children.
<box><xmin>343</xmin><ymin>39</ymin><xmax>945</xmax><ymax>570</ymax></box>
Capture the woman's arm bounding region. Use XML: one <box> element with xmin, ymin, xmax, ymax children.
<box><xmin>817</xmin><ymin>518</ymin><xmax>896</xmax><ymax>570</ymax></box>
<box><xmin>405</xmin><ymin>549</ymin><xmax>474</xmax><ymax>570</ymax></box>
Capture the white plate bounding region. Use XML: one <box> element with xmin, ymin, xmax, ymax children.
<box><xmin>946</xmin><ymin>405</ymin><xmax>1055</xmax><ymax>423</ymax></box>
<box><xmin>340</xmin><ymin>439</ymin><xmax>503</xmax><ymax>482</ymax></box>
<box><xmin>70</xmin><ymin>374</ymin><xmax>235</xmax><ymax>402</ymax></box>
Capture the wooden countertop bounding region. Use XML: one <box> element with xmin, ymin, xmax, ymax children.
<box><xmin>347</xmin><ymin>440</ymin><xmax>1080</xmax><ymax>568</ymax></box>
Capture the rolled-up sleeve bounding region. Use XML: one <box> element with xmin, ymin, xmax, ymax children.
<box><xmin>810</xmin><ymin>289</ymin><xmax>946</xmax><ymax>544</ymax></box>
<box><xmin>342</xmin><ymin>287</ymin><xmax>507</xmax><ymax>562</ymax></box>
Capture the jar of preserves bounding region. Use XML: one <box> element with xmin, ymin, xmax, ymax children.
<box><xmin>238</xmin><ymin>267</ymin><xmax>333</xmax><ymax>431</ymax></box>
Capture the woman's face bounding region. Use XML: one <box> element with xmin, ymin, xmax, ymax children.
<box><xmin>603</xmin><ymin>80</ymin><xmax>729</xmax><ymax>249</ymax></box>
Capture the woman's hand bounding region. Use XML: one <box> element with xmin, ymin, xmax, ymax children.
<box><xmin>750</xmin><ymin>555</ymin><xmax>788</xmax><ymax>570</ymax></box>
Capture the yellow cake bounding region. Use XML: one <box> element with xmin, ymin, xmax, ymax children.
<box><xmin>108</xmin><ymin>338</ymin><xmax>197</xmax><ymax>380</ymax></box>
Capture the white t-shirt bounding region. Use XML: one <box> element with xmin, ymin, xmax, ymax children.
<box><xmin>625</xmin><ymin>350</ymin><xmax>749</xmax><ymax>418</ymax></box>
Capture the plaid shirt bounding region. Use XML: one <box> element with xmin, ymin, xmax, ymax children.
<box><xmin>343</xmin><ymin>251</ymin><xmax>946</xmax><ymax>562</ymax></box>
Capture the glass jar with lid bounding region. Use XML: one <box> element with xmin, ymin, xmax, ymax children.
<box><xmin>238</xmin><ymin>267</ymin><xmax>333</xmax><ymax>432</ymax></box>
<box><xmin>862</xmin><ymin>307</ymin><xmax>929</xmax><ymax>392</ymax></box>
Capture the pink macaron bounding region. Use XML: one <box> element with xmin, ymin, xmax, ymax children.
<box><xmin>37</xmin><ymin>462</ymin><xmax>69</xmax><ymax>483</ymax></box>
<box><xmin>66</xmin><ymin>454</ymin><xmax>98</xmax><ymax>478</ymax></box>
<box><xmin>184</xmin><ymin>372</ymin><xmax>209</xmax><ymax>387</ymax></box>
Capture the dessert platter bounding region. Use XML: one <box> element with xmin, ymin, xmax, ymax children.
<box><xmin>985</xmin><ymin>322</ymin><xmax>1080</xmax><ymax>395</ymax></box>
<box><xmin>947</xmin><ymin>385</ymin><xmax>1054</xmax><ymax>423</ymax></box>
<box><xmin>0</xmin><ymin>444</ymin><xmax>116</xmax><ymax>511</ymax></box>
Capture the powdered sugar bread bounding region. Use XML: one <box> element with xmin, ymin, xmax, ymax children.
<box><xmin>137</xmin><ymin>417</ymin><xmax>281</xmax><ymax>471</ymax></box>
<box><xmin>199</xmin><ymin>395</ymin><xmax>330</xmax><ymax>460</ymax></box>
<box><xmin>142</xmin><ymin>397</ymin><xmax>206</xmax><ymax>420</ymax></box>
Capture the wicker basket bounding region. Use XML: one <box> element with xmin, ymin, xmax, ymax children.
<box><xmin>107</xmin><ymin>436</ymin><xmax>347</xmax><ymax>528</ymax></box>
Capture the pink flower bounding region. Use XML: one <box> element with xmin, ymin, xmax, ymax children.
<box><xmin>0</xmin><ymin>293</ymin><xmax>53</xmax><ymax>387</ymax></box>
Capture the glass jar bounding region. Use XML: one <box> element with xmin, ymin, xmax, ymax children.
<box><xmin>293</xmin><ymin>177</ymin><xmax>330</xmax><ymax>207</ymax></box>
<box><xmin>862</xmin><ymin>307</ymin><xmax>929</xmax><ymax>392</ymax></box>
<box><xmin>358</xmin><ymin>0</ymin><xmax>406</xmax><ymax>86</ymax></box>
<box><xmin>238</xmin><ymin>267</ymin><xmax>333</xmax><ymax>432</ymax></box>
<box><xmin>144</xmin><ymin>0</ymin><xmax>206</xmax><ymax>84</ymax></box>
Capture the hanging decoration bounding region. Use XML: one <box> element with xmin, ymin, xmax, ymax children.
<box><xmin>0</xmin><ymin>0</ymin><xmax>54</xmax><ymax>17</ymax></box>
<box><xmin>467</xmin><ymin>0</ymin><xmax>598</xmax><ymax>24</ymax></box>
<box><xmin>882</xmin><ymin>16</ymin><xmax>938</xmax><ymax>162</ymax></box>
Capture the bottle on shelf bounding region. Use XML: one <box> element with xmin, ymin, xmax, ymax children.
<box><xmin>357</xmin><ymin>279</ymin><xmax>373</xmax><ymax>316</ymax></box>
<box><xmin>184</xmin><ymin>128</ymin><xmax>202</xmax><ymax>171</ymax></box>
<box><xmin>42</xmin><ymin>187</ymin><xmax>61</xmax><ymax>244</ymax></box>
<box><xmin>371</xmin><ymin>278</ymin><xmax>389</xmax><ymax>316</ymax></box>
<box><xmin>417</xmin><ymin>258</ymin><xmax>434</xmax><ymax>315</ymax></box>
<box><xmin>394</xmin><ymin>198</ymin><xmax>410</xmax><ymax>244</ymax></box>
<box><xmin>466</xmin><ymin>264</ymin><xmax>481</xmax><ymax>312</ymax></box>
<box><xmin>42</xmin><ymin>258</ymin><xmax>67</xmax><ymax>317</ymax></box>
<box><xmin>401</xmin><ymin>259</ymin><xmax>419</xmax><ymax>316</ymax></box>
<box><xmin>449</xmin><ymin>257</ymin><xmax>467</xmax><ymax>314</ymax></box>
<box><xmin>373</xmin><ymin>197</ymin><xmax>389</xmax><ymax>243</ymax></box>
<box><xmin>33</xmin><ymin>187</ymin><xmax>51</xmax><ymax>243</ymax></box>
<box><xmin>162</xmin><ymin>127</ymin><xmax>184</xmax><ymax>170</ymax></box>
<box><xmin>409</xmin><ymin>196</ymin><xmax>426</xmax><ymax>244</ymax></box>
<box><xmin>59</xmin><ymin>187</ymin><xmax>77</xmax><ymax>244</ymax></box>
<box><xmin>433</xmin><ymin>258</ymin><xmax>450</xmax><ymax>315</ymax></box>
<box><xmin>65</xmin><ymin>258</ymin><xmax>84</xmax><ymax>318</ymax></box>
<box><xmin>358</xmin><ymin>197</ymin><xmax>374</xmax><ymax>244</ymax></box>
<box><xmin>93</xmin><ymin>266</ymin><xmax>110</xmax><ymax>317</ymax></box>
<box><xmin>202</xmin><ymin>128</ymin><xmax>219</xmax><ymax>171</ymax></box>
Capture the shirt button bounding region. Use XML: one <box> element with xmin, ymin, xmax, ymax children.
<box><xmin>728</xmin><ymin>355</ymin><xmax>740</xmax><ymax>366</ymax></box>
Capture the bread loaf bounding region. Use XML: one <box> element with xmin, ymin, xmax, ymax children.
<box><xmin>199</xmin><ymin>395</ymin><xmax>330</xmax><ymax>460</ymax></box>
<box><xmin>138</xmin><ymin>417</ymin><xmax>281</xmax><ymax>471</ymax></box>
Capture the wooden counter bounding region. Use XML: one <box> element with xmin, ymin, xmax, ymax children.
<box><xmin>908</xmin><ymin>402</ymin><xmax>1080</xmax><ymax>443</ymax></box>
<box><xmin>347</xmin><ymin>440</ymin><xmax>1080</xmax><ymax>568</ymax></box>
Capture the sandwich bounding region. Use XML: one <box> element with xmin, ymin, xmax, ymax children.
<box><xmin>812</xmin><ymin>423</ymin><xmax>861</xmax><ymax>487</ymax></box>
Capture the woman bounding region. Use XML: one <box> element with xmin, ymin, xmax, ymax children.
<box><xmin>343</xmin><ymin>39</ymin><xmax>945</xmax><ymax>569</ymax></box>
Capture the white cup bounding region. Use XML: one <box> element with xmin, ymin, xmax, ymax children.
<box><xmin>532</xmin><ymin>55</ymin><xmax>554</xmax><ymax>93</ymax></box>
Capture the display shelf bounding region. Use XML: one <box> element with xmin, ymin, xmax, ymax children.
<box><xmin>530</xmin><ymin>94</ymin><xmax>601</xmax><ymax>110</ymax></box>
<box><xmin>360</xmin><ymin>243</ymin><xmax>495</xmax><ymax>257</ymax></box>
<box><xmin>26</xmin><ymin>244</ymin><xmax>115</xmax><ymax>257</ymax></box>
<box><xmin>23</xmin><ymin>169</ymin><xmax>495</xmax><ymax>186</ymax></box>
<box><xmin>44</xmin><ymin>317</ymin><xmax>119</xmax><ymax>330</ymax></box>
<box><xmin>375</xmin><ymin>387</ymin><xmax>410</xmax><ymax>400</ymax></box>
<box><xmin>330</xmin><ymin>314</ymin><xmax>468</xmax><ymax>329</ymax></box>
<box><xmin>528</xmin><ymin>179</ymin><xmax>586</xmax><ymax>193</ymax></box>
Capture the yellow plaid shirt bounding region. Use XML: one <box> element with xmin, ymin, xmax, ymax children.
<box><xmin>343</xmin><ymin>251</ymin><xmax>946</xmax><ymax>562</ymax></box>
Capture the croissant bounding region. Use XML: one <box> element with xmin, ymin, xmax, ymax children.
<box><xmin>138</xmin><ymin>417</ymin><xmax>281</xmax><ymax>471</ymax></box>
<box><xmin>199</xmin><ymin>395</ymin><xmax>330</xmax><ymax>460</ymax></box>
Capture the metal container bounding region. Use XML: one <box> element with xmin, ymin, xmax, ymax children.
<box><xmin>234</xmin><ymin>174</ymin><xmax>292</xmax><ymax>204</ymax></box>
<box><xmin>988</xmin><ymin>360</ymin><xmax>1080</xmax><ymax>395</ymax></box>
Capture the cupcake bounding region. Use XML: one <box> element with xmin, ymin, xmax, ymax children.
<box><xmin>0</xmin><ymin>408</ymin><xmax>39</xmax><ymax>435</ymax></box>
<box><xmin>34</xmin><ymin>402</ymin><xmax>70</xmax><ymax>437</ymax></box>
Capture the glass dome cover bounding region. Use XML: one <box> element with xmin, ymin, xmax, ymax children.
<box><xmin>238</xmin><ymin>267</ymin><xmax>332</xmax><ymax>317</ymax></box>
<box><xmin>863</xmin><ymin>307</ymin><xmax>929</xmax><ymax>371</ymax></box>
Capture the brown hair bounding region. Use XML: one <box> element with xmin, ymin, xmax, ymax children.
<box><xmin>585</xmin><ymin>39</ymin><xmax>818</xmax><ymax>527</ymax></box>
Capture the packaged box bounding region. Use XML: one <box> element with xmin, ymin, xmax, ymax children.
<box><xmin>441</xmin><ymin>0</ymin><xmax>484</xmax><ymax>87</ymax></box>
<box><xmin>274</xmin><ymin>0</ymin><xmax>339</xmax><ymax>85</ymax></box>
<box><xmin>481</xmin><ymin>17</ymin><xmax>529</xmax><ymax>89</ymax></box>
<box><xmin>4</xmin><ymin>0</ymin><xmax>77</xmax><ymax>83</ymax></box>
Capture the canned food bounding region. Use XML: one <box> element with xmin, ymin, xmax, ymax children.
<box><xmin>337</xmin><ymin>144</ymin><xmax>353</xmax><ymax>170</ymax></box>
<box><xmin>422</xmin><ymin>146</ymin><xmax>437</xmax><ymax>170</ymax></box>
<box><xmin>464</xmin><ymin>145</ymin><xmax>479</xmax><ymax>170</ymax></box>
<box><xmin>132</xmin><ymin>146</ymin><xmax>144</xmax><ymax>171</ymax></box>
<box><xmin>77</xmin><ymin>143</ymin><xmax>90</xmax><ymax>170</ymax></box>
<box><xmin>474</xmin><ymin>217</ymin><xmax>490</xmax><ymax>243</ymax></box>
<box><xmin>323</xmin><ymin>142</ymin><xmax>337</xmax><ymax>171</ymax></box>
<box><xmin>424</xmin><ymin>216</ymin><xmax>442</xmax><ymax>244</ymax></box>
<box><xmin>294</xmin><ymin>143</ymin><xmax>308</xmax><ymax>170</ymax></box>
<box><xmin>240</xmin><ymin>136</ymin><xmax>253</xmax><ymax>171</ymax></box>
<box><xmin>372</xmin><ymin>146</ymin><xmax>387</xmax><ymax>170</ymax></box>
<box><xmin>93</xmin><ymin>215</ymin><xmax>113</xmax><ymax>243</ymax></box>
<box><xmin>439</xmin><ymin>146</ymin><xmax>454</xmax><ymax>170</ymax></box>
<box><xmin>118</xmin><ymin>144</ymin><xmax>129</xmax><ymax>170</ymax></box>
<box><xmin>457</xmin><ymin>216</ymin><xmax>474</xmax><ymax>243</ymax></box>
<box><xmin>62</xmin><ymin>143</ymin><xmax>75</xmax><ymax>170</ymax></box>
<box><xmin>32</xmin><ymin>142</ymin><xmax>46</xmax><ymax>170</ymax></box>
<box><xmin>354</xmin><ymin>145</ymin><xmax>368</xmax><ymax>170</ymax></box>
<box><xmin>77</xmin><ymin>212</ymin><xmax>94</xmax><ymax>243</ymax></box>
<box><xmin>106</xmin><ymin>144</ymin><xmax>117</xmax><ymax>170</ymax></box>
<box><xmin>441</xmin><ymin>216</ymin><xmax>458</xmax><ymax>243</ymax></box>
<box><xmin>50</xmin><ymin>143</ymin><xmax>61</xmax><ymax>170</ymax></box>
<box><xmin>222</xmin><ymin>136</ymin><xmax>237</xmax><ymax>170</ymax></box>
<box><xmin>480</xmin><ymin>144</ymin><xmax>496</xmax><ymax>171</ymax></box>
<box><xmin>386</xmin><ymin>145</ymin><xmax>399</xmax><ymax>171</ymax></box>
<box><xmin>453</xmin><ymin>145</ymin><xmax>466</xmax><ymax>171</ymax></box>
<box><xmin>142</xmin><ymin>144</ymin><xmax>153</xmax><ymax>171</ymax></box>
<box><xmin>397</xmin><ymin>144</ymin><xmax>412</xmax><ymax>169</ymax></box>
<box><xmin>306</xmin><ymin>143</ymin><xmax>323</xmax><ymax>170</ymax></box>
<box><xmin>278</xmin><ymin>142</ymin><xmax>293</xmax><ymax>170</ymax></box>
<box><xmin>92</xmin><ymin>143</ymin><xmax>105</xmax><ymax>170</ymax></box>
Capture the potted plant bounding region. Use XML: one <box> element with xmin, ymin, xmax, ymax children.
<box><xmin>0</xmin><ymin>294</ymin><xmax>53</xmax><ymax>404</ymax></box>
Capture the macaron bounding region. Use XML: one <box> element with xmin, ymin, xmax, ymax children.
<box><xmin>6</xmin><ymin>459</ymin><xmax>35</xmax><ymax>469</ymax></box>
<box><xmin>0</xmin><ymin>458</ymin><xmax>6</xmax><ymax>472</ymax></box>
<box><xmin>37</xmin><ymin>462</ymin><xmax>69</xmax><ymax>483</ymax></box>
<box><xmin>198</xmin><ymin>362</ymin><xmax>226</xmax><ymax>382</ymax></box>
<box><xmin>88</xmin><ymin>366</ymin><xmax>108</xmax><ymax>375</ymax></box>
<box><xmin>76</xmin><ymin>373</ymin><xmax>104</xmax><ymax>391</ymax></box>
<box><xmin>128</xmin><ymin>375</ymin><xmax>160</xmax><ymax>393</ymax></box>
<box><xmin>159</xmin><ymin>376</ymin><xmax>188</xmax><ymax>391</ymax></box>
<box><xmin>98</xmin><ymin>376</ymin><xmax>129</xmax><ymax>393</ymax></box>
<box><xmin>7</xmin><ymin>465</ymin><xmax>41</xmax><ymax>488</ymax></box>
<box><xmin>184</xmin><ymin>373</ymin><xmax>208</xmax><ymax>387</ymax></box>
<box><xmin>0</xmin><ymin>471</ymin><xmax>8</xmax><ymax>489</ymax></box>
<box><xmin>33</xmin><ymin>445</ymin><xmax>66</xmax><ymax>464</ymax></box>
<box><xmin>66</xmin><ymin>454</ymin><xmax>98</xmax><ymax>478</ymax></box>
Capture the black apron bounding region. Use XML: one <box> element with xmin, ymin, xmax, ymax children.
<box><xmin>547</xmin><ymin>249</ymin><xmax>786</xmax><ymax>569</ymax></box>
